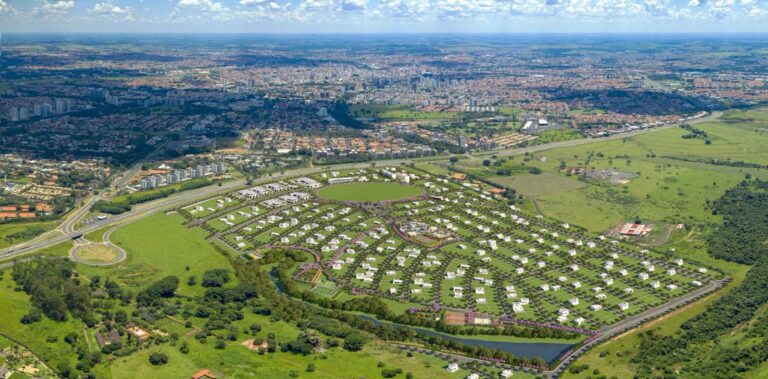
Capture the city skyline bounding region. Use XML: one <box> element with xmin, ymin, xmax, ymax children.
<box><xmin>2</xmin><ymin>0</ymin><xmax>768</xmax><ymax>33</ymax></box>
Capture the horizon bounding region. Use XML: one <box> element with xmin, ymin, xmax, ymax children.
<box><xmin>2</xmin><ymin>0</ymin><xmax>768</xmax><ymax>34</ymax></box>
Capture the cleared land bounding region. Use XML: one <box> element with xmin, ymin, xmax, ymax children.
<box><xmin>316</xmin><ymin>182</ymin><xmax>425</xmax><ymax>202</ymax></box>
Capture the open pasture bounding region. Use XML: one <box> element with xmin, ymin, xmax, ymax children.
<box><xmin>456</xmin><ymin>110</ymin><xmax>768</xmax><ymax>232</ymax></box>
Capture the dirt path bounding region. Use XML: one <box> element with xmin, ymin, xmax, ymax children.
<box><xmin>530</xmin><ymin>196</ymin><xmax>544</xmax><ymax>215</ymax></box>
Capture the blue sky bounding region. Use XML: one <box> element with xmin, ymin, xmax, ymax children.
<box><xmin>1</xmin><ymin>0</ymin><xmax>768</xmax><ymax>33</ymax></box>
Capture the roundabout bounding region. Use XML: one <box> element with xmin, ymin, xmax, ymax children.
<box><xmin>315</xmin><ymin>182</ymin><xmax>425</xmax><ymax>202</ymax></box>
<box><xmin>69</xmin><ymin>227</ymin><xmax>127</xmax><ymax>266</ymax></box>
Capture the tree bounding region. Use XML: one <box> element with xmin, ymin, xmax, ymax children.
<box><xmin>136</xmin><ymin>276</ymin><xmax>179</xmax><ymax>306</ymax></box>
<box><xmin>449</xmin><ymin>157</ymin><xmax>459</xmax><ymax>167</ymax></box>
<box><xmin>148</xmin><ymin>352</ymin><xmax>169</xmax><ymax>365</ymax></box>
<box><xmin>202</xmin><ymin>269</ymin><xmax>231</xmax><ymax>288</ymax></box>
<box><xmin>179</xmin><ymin>341</ymin><xmax>190</xmax><ymax>354</ymax></box>
<box><xmin>343</xmin><ymin>333</ymin><xmax>367</xmax><ymax>352</ymax></box>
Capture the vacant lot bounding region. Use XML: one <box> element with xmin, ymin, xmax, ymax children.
<box><xmin>491</xmin><ymin>172</ymin><xmax>586</xmax><ymax>198</ymax></box>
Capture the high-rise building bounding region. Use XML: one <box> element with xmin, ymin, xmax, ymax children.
<box><xmin>41</xmin><ymin>103</ymin><xmax>52</xmax><ymax>117</ymax></box>
<box><xmin>458</xmin><ymin>135</ymin><xmax>467</xmax><ymax>149</ymax></box>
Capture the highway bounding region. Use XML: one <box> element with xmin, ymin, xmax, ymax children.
<box><xmin>0</xmin><ymin>158</ymin><xmax>420</xmax><ymax>261</ymax></box>
<box><xmin>544</xmin><ymin>278</ymin><xmax>727</xmax><ymax>378</ymax></box>
<box><xmin>0</xmin><ymin>110</ymin><xmax>724</xmax><ymax>263</ymax></box>
<box><xmin>0</xmin><ymin>110</ymin><xmax>732</xmax><ymax>377</ymax></box>
<box><xmin>59</xmin><ymin>162</ymin><xmax>143</xmax><ymax>234</ymax></box>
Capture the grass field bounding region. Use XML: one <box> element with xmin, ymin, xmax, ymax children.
<box><xmin>349</xmin><ymin>104</ymin><xmax>459</xmax><ymax>120</ymax></box>
<box><xmin>316</xmin><ymin>182</ymin><xmax>425</xmax><ymax>202</ymax></box>
<box><xmin>84</xmin><ymin>226</ymin><xmax>110</xmax><ymax>243</ymax></box>
<box><xmin>0</xmin><ymin>271</ymin><xmax>82</xmax><ymax>375</ymax></box>
<box><xmin>455</xmin><ymin>109</ymin><xmax>768</xmax><ymax>232</ymax></box>
<box><xmin>104</xmin><ymin>337</ymin><xmax>512</xmax><ymax>379</ymax></box>
<box><xmin>79</xmin><ymin>213</ymin><xmax>234</xmax><ymax>296</ymax></box>
<box><xmin>515</xmin><ymin>108</ymin><xmax>768</xmax><ymax>377</ymax></box>
<box><xmin>0</xmin><ymin>221</ymin><xmax>57</xmax><ymax>249</ymax></box>
<box><xmin>72</xmin><ymin>244</ymin><xmax>120</xmax><ymax>263</ymax></box>
<box><xmin>491</xmin><ymin>172</ymin><xmax>586</xmax><ymax>198</ymax></box>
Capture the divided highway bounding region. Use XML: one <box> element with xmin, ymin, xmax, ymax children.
<box><xmin>0</xmin><ymin>111</ymin><xmax>724</xmax><ymax>263</ymax></box>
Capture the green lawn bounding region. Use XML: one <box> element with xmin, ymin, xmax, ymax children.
<box><xmin>563</xmin><ymin>261</ymin><xmax>750</xmax><ymax>378</ymax></box>
<box><xmin>79</xmin><ymin>213</ymin><xmax>234</xmax><ymax>296</ymax></box>
<box><xmin>316</xmin><ymin>182</ymin><xmax>425</xmax><ymax>202</ymax></box>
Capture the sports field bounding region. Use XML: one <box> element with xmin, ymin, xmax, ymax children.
<box><xmin>316</xmin><ymin>182</ymin><xmax>425</xmax><ymax>202</ymax></box>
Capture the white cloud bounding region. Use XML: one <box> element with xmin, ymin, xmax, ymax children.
<box><xmin>339</xmin><ymin>0</ymin><xmax>366</xmax><ymax>11</ymax></box>
<box><xmin>38</xmin><ymin>0</ymin><xmax>75</xmax><ymax>14</ymax></box>
<box><xmin>240</xmin><ymin>0</ymin><xmax>269</xmax><ymax>4</ymax></box>
<box><xmin>0</xmin><ymin>0</ymin><xmax>10</xmax><ymax>13</ymax></box>
<box><xmin>379</xmin><ymin>0</ymin><xmax>430</xmax><ymax>18</ymax></box>
<box><xmin>178</xmin><ymin>0</ymin><xmax>226</xmax><ymax>12</ymax></box>
<box><xmin>90</xmin><ymin>1</ymin><xmax>128</xmax><ymax>15</ymax></box>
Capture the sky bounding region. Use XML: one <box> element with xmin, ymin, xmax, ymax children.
<box><xmin>1</xmin><ymin>0</ymin><xmax>768</xmax><ymax>33</ymax></box>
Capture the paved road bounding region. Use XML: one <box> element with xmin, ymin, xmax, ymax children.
<box><xmin>0</xmin><ymin>157</ymin><xmax>425</xmax><ymax>261</ymax></box>
<box><xmin>59</xmin><ymin>163</ymin><xmax>143</xmax><ymax>234</ymax></box>
<box><xmin>69</xmin><ymin>225</ymin><xmax>128</xmax><ymax>266</ymax></box>
<box><xmin>4</xmin><ymin>110</ymin><xmax>724</xmax><ymax>262</ymax></box>
<box><xmin>544</xmin><ymin>278</ymin><xmax>727</xmax><ymax>377</ymax></box>
<box><xmin>465</xmin><ymin>111</ymin><xmax>722</xmax><ymax>161</ymax></box>
<box><xmin>0</xmin><ymin>111</ymin><xmax>726</xmax><ymax>262</ymax></box>
<box><xmin>0</xmin><ymin>110</ymin><xmax>732</xmax><ymax>376</ymax></box>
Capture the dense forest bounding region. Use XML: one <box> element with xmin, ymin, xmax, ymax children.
<box><xmin>631</xmin><ymin>180</ymin><xmax>768</xmax><ymax>378</ymax></box>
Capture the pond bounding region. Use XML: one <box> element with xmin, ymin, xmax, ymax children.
<box><xmin>356</xmin><ymin>315</ymin><xmax>572</xmax><ymax>363</ymax></box>
<box><xmin>267</xmin><ymin>271</ymin><xmax>572</xmax><ymax>363</ymax></box>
